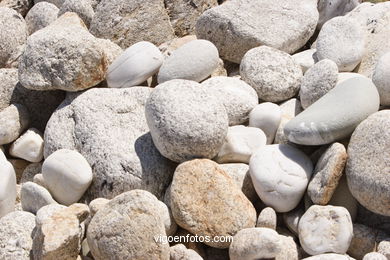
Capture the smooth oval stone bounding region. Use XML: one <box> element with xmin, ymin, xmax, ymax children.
<box><xmin>284</xmin><ymin>77</ymin><xmax>379</xmax><ymax>145</ymax></box>
<box><xmin>158</xmin><ymin>39</ymin><xmax>219</xmax><ymax>83</ymax></box>
<box><xmin>107</xmin><ymin>41</ymin><xmax>163</xmax><ymax>88</ymax></box>
<box><xmin>0</xmin><ymin>154</ymin><xmax>17</xmax><ymax>218</ymax></box>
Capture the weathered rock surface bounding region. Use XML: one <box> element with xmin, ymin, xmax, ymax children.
<box><xmin>0</xmin><ymin>0</ymin><xmax>33</xmax><ymax>16</ymax></box>
<box><xmin>21</xmin><ymin>181</ymin><xmax>57</xmax><ymax>214</ymax></box>
<box><xmin>372</xmin><ymin>52</ymin><xmax>390</xmax><ymax>106</ymax></box>
<box><xmin>0</xmin><ymin>104</ymin><xmax>29</xmax><ymax>145</ymax></box>
<box><xmin>58</xmin><ymin>0</ymin><xmax>94</xmax><ymax>28</ymax></box>
<box><xmin>0</xmin><ymin>154</ymin><xmax>17</xmax><ymax>218</ymax></box>
<box><xmin>25</xmin><ymin>2</ymin><xmax>59</xmax><ymax>35</ymax></box>
<box><xmin>317</xmin><ymin>0</ymin><xmax>360</xmax><ymax>29</ymax></box>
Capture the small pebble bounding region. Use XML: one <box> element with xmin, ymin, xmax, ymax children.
<box><xmin>249</xmin><ymin>102</ymin><xmax>282</xmax><ymax>144</ymax></box>
<box><xmin>256</xmin><ymin>207</ymin><xmax>277</xmax><ymax>230</ymax></box>
<box><xmin>9</xmin><ymin>128</ymin><xmax>44</xmax><ymax>163</ymax></box>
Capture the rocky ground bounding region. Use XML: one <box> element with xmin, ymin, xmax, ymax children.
<box><xmin>0</xmin><ymin>0</ymin><xmax>389</xmax><ymax>259</ymax></box>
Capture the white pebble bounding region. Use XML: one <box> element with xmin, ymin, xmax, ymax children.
<box><xmin>0</xmin><ymin>152</ymin><xmax>17</xmax><ymax>218</ymax></box>
<box><xmin>9</xmin><ymin>128</ymin><xmax>44</xmax><ymax>162</ymax></box>
<box><xmin>249</xmin><ymin>102</ymin><xmax>282</xmax><ymax>144</ymax></box>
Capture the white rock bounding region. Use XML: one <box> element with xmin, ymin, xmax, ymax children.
<box><xmin>316</xmin><ymin>16</ymin><xmax>366</xmax><ymax>72</ymax></box>
<box><xmin>20</xmin><ymin>181</ymin><xmax>57</xmax><ymax>214</ymax></box>
<box><xmin>337</xmin><ymin>72</ymin><xmax>367</xmax><ymax>84</ymax></box>
<box><xmin>33</xmin><ymin>173</ymin><xmax>47</xmax><ymax>188</ymax></box>
<box><xmin>249</xmin><ymin>102</ymin><xmax>282</xmax><ymax>144</ymax></box>
<box><xmin>303</xmin><ymin>254</ymin><xmax>355</xmax><ymax>260</ymax></box>
<box><xmin>106</xmin><ymin>41</ymin><xmax>163</xmax><ymax>88</ymax></box>
<box><xmin>158</xmin><ymin>39</ymin><xmax>219</xmax><ymax>83</ymax></box>
<box><xmin>42</xmin><ymin>149</ymin><xmax>93</xmax><ymax>205</ymax></box>
<box><xmin>363</xmin><ymin>252</ymin><xmax>387</xmax><ymax>260</ymax></box>
<box><xmin>170</xmin><ymin>244</ymin><xmax>203</xmax><ymax>260</ymax></box>
<box><xmin>0</xmin><ymin>154</ymin><xmax>17</xmax><ymax>218</ymax></box>
<box><xmin>372</xmin><ymin>52</ymin><xmax>390</xmax><ymax>106</ymax></box>
<box><xmin>292</xmin><ymin>48</ymin><xmax>318</xmax><ymax>73</ymax></box>
<box><xmin>215</xmin><ymin>126</ymin><xmax>267</xmax><ymax>164</ymax></box>
<box><xmin>283</xmin><ymin>206</ymin><xmax>305</xmax><ymax>235</ymax></box>
<box><xmin>0</xmin><ymin>104</ymin><xmax>30</xmax><ymax>145</ymax></box>
<box><xmin>298</xmin><ymin>205</ymin><xmax>353</xmax><ymax>255</ymax></box>
<box><xmin>249</xmin><ymin>144</ymin><xmax>313</xmax><ymax>212</ymax></box>
<box><xmin>9</xmin><ymin>128</ymin><xmax>44</xmax><ymax>163</ymax></box>
<box><xmin>256</xmin><ymin>207</ymin><xmax>277</xmax><ymax>230</ymax></box>
<box><xmin>201</xmin><ymin>76</ymin><xmax>258</xmax><ymax>126</ymax></box>
<box><xmin>274</xmin><ymin>98</ymin><xmax>303</xmax><ymax>144</ymax></box>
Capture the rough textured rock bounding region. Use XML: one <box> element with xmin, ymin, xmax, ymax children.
<box><xmin>317</xmin><ymin>0</ymin><xmax>361</xmax><ymax>29</ymax></box>
<box><xmin>276</xmin><ymin>235</ymin><xmax>299</xmax><ymax>260</ymax></box>
<box><xmin>274</xmin><ymin>98</ymin><xmax>303</xmax><ymax>144</ymax></box>
<box><xmin>34</xmin><ymin>0</ymin><xmax>65</xmax><ymax>8</ymax></box>
<box><xmin>19</xmin><ymin>13</ymin><xmax>108</xmax><ymax>91</ymax></box>
<box><xmin>229</xmin><ymin>227</ymin><xmax>282</xmax><ymax>260</ymax></box>
<box><xmin>196</xmin><ymin>0</ymin><xmax>318</xmax><ymax>63</ymax></box>
<box><xmin>0</xmin><ymin>155</ymin><xmax>17</xmax><ymax>218</ymax></box>
<box><xmin>87</xmin><ymin>190</ymin><xmax>170</xmax><ymax>260</ymax></box>
<box><xmin>377</xmin><ymin>239</ymin><xmax>390</xmax><ymax>260</ymax></box>
<box><xmin>240</xmin><ymin>46</ymin><xmax>303</xmax><ymax>102</ymax></box>
<box><xmin>284</xmin><ymin>77</ymin><xmax>380</xmax><ymax>145</ymax></box>
<box><xmin>170</xmin><ymin>244</ymin><xmax>203</xmax><ymax>260</ymax></box>
<box><xmin>293</xmin><ymin>48</ymin><xmax>318</xmax><ymax>74</ymax></box>
<box><xmin>202</xmin><ymin>76</ymin><xmax>258</xmax><ymax>126</ymax></box>
<box><xmin>0</xmin><ymin>7</ymin><xmax>27</xmax><ymax>67</ymax></box>
<box><xmin>21</xmin><ymin>181</ymin><xmax>57</xmax><ymax>214</ymax></box>
<box><xmin>347</xmin><ymin>224</ymin><xmax>377</xmax><ymax>260</ymax></box>
<box><xmin>145</xmin><ymin>79</ymin><xmax>228</xmax><ymax>163</ymax></box>
<box><xmin>25</xmin><ymin>2</ymin><xmax>59</xmax><ymax>35</ymax></box>
<box><xmin>158</xmin><ymin>35</ymin><xmax>197</xmax><ymax>58</ymax></box>
<box><xmin>90</xmin><ymin>0</ymin><xmax>174</xmax><ymax>49</ymax></box>
<box><xmin>170</xmin><ymin>159</ymin><xmax>256</xmax><ymax>248</ymax></box>
<box><xmin>164</xmin><ymin>0</ymin><xmax>218</xmax><ymax>37</ymax></box>
<box><xmin>256</xmin><ymin>207</ymin><xmax>277</xmax><ymax>230</ymax></box>
<box><xmin>249</xmin><ymin>102</ymin><xmax>282</xmax><ymax>144</ymax></box>
<box><xmin>0</xmin><ymin>0</ymin><xmax>33</xmax><ymax>16</ymax></box>
<box><xmin>346</xmin><ymin>110</ymin><xmax>390</xmax><ymax>216</ymax></box>
<box><xmin>35</xmin><ymin>204</ymin><xmax>66</xmax><ymax>226</ymax></box>
<box><xmin>158</xmin><ymin>40</ymin><xmax>219</xmax><ymax>83</ymax></box>
<box><xmin>10</xmin><ymin>128</ymin><xmax>44</xmax><ymax>162</ymax></box>
<box><xmin>0</xmin><ymin>211</ymin><xmax>35</xmax><ymax>260</ymax></box>
<box><xmin>20</xmin><ymin>162</ymin><xmax>41</xmax><ymax>183</ymax></box>
<box><xmin>372</xmin><ymin>52</ymin><xmax>390</xmax><ymax>106</ymax></box>
<box><xmin>316</xmin><ymin>16</ymin><xmax>365</xmax><ymax>72</ymax></box>
<box><xmin>308</xmin><ymin>142</ymin><xmax>347</xmax><ymax>205</ymax></box>
<box><xmin>44</xmin><ymin>87</ymin><xmax>175</xmax><ymax>201</ymax></box>
<box><xmin>300</xmin><ymin>59</ymin><xmax>339</xmax><ymax>109</ymax></box>
<box><xmin>250</xmin><ymin>144</ymin><xmax>313</xmax><ymax>212</ymax></box>
<box><xmin>299</xmin><ymin>205</ymin><xmax>353</xmax><ymax>255</ymax></box>
<box><xmin>58</xmin><ymin>0</ymin><xmax>94</xmax><ymax>27</ymax></box>
<box><xmin>88</xmin><ymin>198</ymin><xmax>109</xmax><ymax>218</ymax></box>
<box><xmin>363</xmin><ymin>252</ymin><xmax>387</xmax><ymax>260</ymax></box>
<box><xmin>0</xmin><ymin>104</ymin><xmax>29</xmax><ymax>145</ymax></box>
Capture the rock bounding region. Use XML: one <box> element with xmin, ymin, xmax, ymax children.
<box><xmin>303</xmin><ymin>254</ymin><xmax>355</xmax><ymax>260</ymax></box>
<box><xmin>170</xmin><ymin>159</ymin><xmax>256</xmax><ymax>248</ymax></box>
<box><xmin>337</xmin><ymin>72</ymin><xmax>367</xmax><ymax>85</ymax></box>
<box><xmin>25</xmin><ymin>2</ymin><xmax>59</xmax><ymax>35</ymax></box>
<box><xmin>347</xmin><ymin>224</ymin><xmax>377</xmax><ymax>260</ymax></box>
<box><xmin>33</xmin><ymin>204</ymin><xmax>89</xmax><ymax>260</ymax></box>
<box><xmin>88</xmin><ymin>198</ymin><xmax>109</xmax><ymax>218</ymax></box>
<box><xmin>317</xmin><ymin>0</ymin><xmax>360</xmax><ymax>29</ymax></box>
<box><xmin>196</xmin><ymin>0</ymin><xmax>318</xmax><ymax>63</ymax></box>
<box><xmin>33</xmin><ymin>173</ymin><xmax>47</xmax><ymax>188</ymax></box>
<box><xmin>276</xmin><ymin>235</ymin><xmax>299</xmax><ymax>260</ymax></box>
<box><xmin>240</xmin><ymin>46</ymin><xmax>303</xmax><ymax>102</ymax></box>
<box><xmin>20</xmin><ymin>162</ymin><xmax>41</xmax><ymax>183</ymax></box>
<box><xmin>96</xmin><ymin>39</ymin><xmax>122</xmax><ymax>66</ymax></box>
<box><xmin>34</xmin><ymin>0</ymin><xmax>64</xmax><ymax>8</ymax></box>
<box><xmin>9</xmin><ymin>158</ymin><xmax>29</xmax><ymax>182</ymax></box>
<box><xmin>9</xmin><ymin>128</ymin><xmax>44</xmax><ymax>162</ymax></box>
<box><xmin>0</xmin><ymin>155</ymin><xmax>17</xmax><ymax>218</ymax></box>
<box><xmin>219</xmin><ymin>163</ymin><xmax>257</xmax><ymax>202</ymax></box>
<box><xmin>316</xmin><ymin>16</ymin><xmax>365</xmax><ymax>72</ymax></box>
<box><xmin>0</xmin><ymin>7</ymin><xmax>27</xmax><ymax>67</ymax></box>
<box><xmin>90</xmin><ymin>0</ymin><xmax>174</xmax><ymax>49</ymax></box>
<box><xmin>58</xmin><ymin>0</ymin><xmax>94</xmax><ymax>27</ymax></box>
<box><xmin>106</xmin><ymin>41</ymin><xmax>163</xmax><ymax>88</ymax></box>
<box><xmin>20</xmin><ymin>181</ymin><xmax>57</xmax><ymax>214</ymax></box>
<box><xmin>249</xmin><ymin>102</ymin><xmax>282</xmax><ymax>144</ymax></box>
<box><xmin>19</xmin><ymin>13</ymin><xmax>108</xmax><ymax>91</ymax></box>
<box><xmin>211</xmin><ymin>58</ymin><xmax>228</xmax><ymax>77</ymax></box>
<box><xmin>299</xmin><ymin>59</ymin><xmax>339</xmax><ymax>109</ymax></box>
<box><xmin>308</xmin><ymin>143</ymin><xmax>347</xmax><ymax>205</ymax></box>
<box><xmin>372</xmin><ymin>52</ymin><xmax>390</xmax><ymax>106</ymax></box>
<box><xmin>292</xmin><ymin>49</ymin><xmax>317</xmax><ymax>74</ymax></box>
<box><xmin>170</xmin><ymin>244</ymin><xmax>203</xmax><ymax>260</ymax></box>
<box><xmin>0</xmin><ymin>0</ymin><xmax>33</xmax><ymax>16</ymax></box>
<box><xmin>145</xmin><ymin>79</ymin><xmax>228</xmax><ymax>163</ymax></box>
<box><xmin>363</xmin><ymin>252</ymin><xmax>387</xmax><ymax>260</ymax></box>
<box><xmin>346</xmin><ymin>110</ymin><xmax>390</xmax><ymax>216</ymax></box>
<box><xmin>0</xmin><ymin>104</ymin><xmax>29</xmax><ymax>145</ymax></box>
<box><xmin>0</xmin><ymin>211</ymin><xmax>35</xmax><ymax>259</ymax></box>
<box><xmin>274</xmin><ymin>98</ymin><xmax>303</xmax><ymax>144</ymax></box>
<box><xmin>215</xmin><ymin>126</ymin><xmax>267</xmax><ymax>164</ymax></box>
<box><xmin>328</xmin><ymin>176</ymin><xmax>358</xmax><ymax>221</ymax></box>
<box><xmin>159</xmin><ymin>35</ymin><xmax>197</xmax><ymax>58</ymax></box>
<box><xmin>298</xmin><ymin>205</ymin><xmax>353</xmax><ymax>255</ymax></box>
<box><xmin>42</xmin><ymin>149</ymin><xmax>92</xmax><ymax>206</ymax></box>
<box><xmin>249</xmin><ymin>144</ymin><xmax>313</xmax><ymax>212</ymax></box>
<box><xmin>164</xmin><ymin>0</ymin><xmax>217</xmax><ymax>37</ymax></box>
<box><xmin>202</xmin><ymin>76</ymin><xmax>258</xmax><ymax>126</ymax></box>
<box><xmin>229</xmin><ymin>227</ymin><xmax>282</xmax><ymax>260</ymax></box>
<box><xmin>283</xmin><ymin>206</ymin><xmax>305</xmax><ymax>235</ymax></box>
<box><xmin>284</xmin><ymin>77</ymin><xmax>380</xmax><ymax>145</ymax></box>
<box><xmin>87</xmin><ymin>190</ymin><xmax>170</xmax><ymax>260</ymax></box>
<box><xmin>256</xmin><ymin>207</ymin><xmax>277</xmax><ymax>230</ymax></box>
<box><xmin>377</xmin><ymin>240</ymin><xmax>390</xmax><ymax>260</ymax></box>
<box><xmin>44</xmin><ymin>87</ymin><xmax>174</xmax><ymax>201</ymax></box>
<box><xmin>158</xmin><ymin>40</ymin><xmax>219</xmax><ymax>83</ymax></box>
<box><xmin>35</xmin><ymin>204</ymin><xmax>66</xmax><ymax>226</ymax></box>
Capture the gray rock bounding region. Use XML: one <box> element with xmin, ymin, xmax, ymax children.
<box><xmin>0</xmin><ymin>0</ymin><xmax>33</xmax><ymax>16</ymax></box>
<box><xmin>58</xmin><ymin>0</ymin><xmax>94</xmax><ymax>28</ymax></box>
<box><xmin>346</xmin><ymin>110</ymin><xmax>390</xmax><ymax>216</ymax></box>
<box><xmin>196</xmin><ymin>0</ymin><xmax>318</xmax><ymax>63</ymax></box>
<box><xmin>21</xmin><ymin>181</ymin><xmax>57</xmax><ymax>214</ymax></box>
<box><xmin>308</xmin><ymin>142</ymin><xmax>347</xmax><ymax>205</ymax></box>
<box><xmin>145</xmin><ymin>79</ymin><xmax>228</xmax><ymax>163</ymax></box>
<box><xmin>25</xmin><ymin>2</ymin><xmax>59</xmax><ymax>35</ymax></box>
<box><xmin>202</xmin><ymin>76</ymin><xmax>258</xmax><ymax>126</ymax></box>
<box><xmin>19</xmin><ymin>12</ymin><xmax>107</xmax><ymax>91</ymax></box>
<box><xmin>256</xmin><ymin>207</ymin><xmax>277</xmax><ymax>230</ymax></box>
<box><xmin>317</xmin><ymin>0</ymin><xmax>360</xmax><ymax>29</ymax></box>
<box><xmin>0</xmin><ymin>68</ymin><xmax>18</xmax><ymax>111</ymax></box>
<box><xmin>0</xmin><ymin>104</ymin><xmax>29</xmax><ymax>145</ymax></box>
<box><xmin>0</xmin><ymin>7</ymin><xmax>27</xmax><ymax>67</ymax></box>
<box><xmin>347</xmin><ymin>224</ymin><xmax>377</xmax><ymax>260</ymax></box>
<box><xmin>316</xmin><ymin>16</ymin><xmax>365</xmax><ymax>72</ymax></box>
<box><xmin>284</xmin><ymin>77</ymin><xmax>380</xmax><ymax>145</ymax></box>
<box><xmin>20</xmin><ymin>162</ymin><xmax>41</xmax><ymax>183</ymax></box>
<box><xmin>44</xmin><ymin>87</ymin><xmax>175</xmax><ymax>201</ymax></box>
<box><xmin>87</xmin><ymin>190</ymin><xmax>170</xmax><ymax>260</ymax></box>
<box><xmin>240</xmin><ymin>46</ymin><xmax>303</xmax><ymax>102</ymax></box>
<box><xmin>158</xmin><ymin>40</ymin><xmax>219</xmax><ymax>83</ymax></box>
<box><xmin>373</xmin><ymin>52</ymin><xmax>390</xmax><ymax>106</ymax></box>
<box><xmin>0</xmin><ymin>211</ymin><xmax>35</xmax><ymax>260</ymax></box>
<box><xmin>328</xmin><ymin>176</ymin><xmax>358</xmax><ymax>221</ymax></box>
<box><xmin>299</xmin><ymin>59</ymin><xmax>339</xmax><ymax>109</ymax></box>
<box><xmin>34</xmin><ymin>0</ymin><xmax>65</xmax><ymax>8</ymax></box>
<box><xmin>164</xmin><ymin>0</ymin><xmax>217</xmax><ymax>37</ymax></box>
<box><xmin>90</xmin><ymin>0</ymin><xmax>174</xmax><ymax>49</ymax></box>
